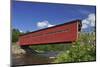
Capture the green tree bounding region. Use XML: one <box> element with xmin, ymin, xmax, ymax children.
<box><xmin>12</xmin><ymin>28</ymin><xmax>21</xmax><ymax>42</ymax></box>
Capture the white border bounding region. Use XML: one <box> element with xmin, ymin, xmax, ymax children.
<box><xmin>17</xmin><ymin>0</ymin><xmax>96</xmax><ymax>5</ymax></box>
<box><xmin>0</xmin><ymin>0</ymin><xmax>10</xmax><ymax>67</ymax></box>
<box><xmin>0</xmin><ymin>0</ymin><xmax>99</xmax><ymax>67</ymax></box>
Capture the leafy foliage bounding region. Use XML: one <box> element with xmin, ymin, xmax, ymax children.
<box><xmin>54</xmin><ymin>33</ymin><xmax>96</xmax><ymax>63</ymax></box>
<box><xmin>54</xmin><ymin>43</ymin><xmax>96</xmax><ymax>63</ymax></box>
<box><xmin>30</xmin><ymin>44</ymin><xmax>71</xmax><ymax>52</ymax></box>
<box><xmin>12</xmin><ymin>28</ymin><xmax>21</xmax><ymax>42</ymax></box>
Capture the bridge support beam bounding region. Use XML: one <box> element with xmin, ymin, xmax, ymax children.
<box><xmin>20</xmin><ymin>45</ymin><xmax>38</xmax><ymax>54</ymax></box>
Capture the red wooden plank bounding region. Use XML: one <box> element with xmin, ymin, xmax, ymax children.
<box><xmin>19</xmin><ymin>20</ymin><xmax>81</xmax><ymax>46</ymax></box>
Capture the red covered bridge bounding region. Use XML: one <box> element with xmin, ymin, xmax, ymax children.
<box><xmin>19</xmin><ymin>20</ymin><xmax>82</xmax><ymax>47</ymax></box>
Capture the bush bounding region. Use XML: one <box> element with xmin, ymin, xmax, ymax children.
<box><xmin>30</xmin><ymin>43</ymin><xmax>72</xmax><ymax>52</ymax></box>
<box><xmin>54</xmin><ymin>42</ymin><xmax>96</xmax><ymax>63</ymax></box>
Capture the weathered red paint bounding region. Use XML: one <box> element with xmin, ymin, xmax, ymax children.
<box><xmin>19</xmin><ymin>20</ymin><xmax>81</xmax><ymax>46</ymax></box>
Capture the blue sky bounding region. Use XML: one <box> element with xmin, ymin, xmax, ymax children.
<box><xmin>12</xmin><ymin>1</ymin><xmax>96</xmax><ymax>32</ymax></box>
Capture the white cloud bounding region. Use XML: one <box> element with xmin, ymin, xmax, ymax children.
<box><xmin>48</xmin><ymin>24</ymin><xmax>54</xmax><ymax>27</ymax></box>
<box><xmin>37</xmin><ymin>20</ymin><xmax>54</xmax><ymax>29</ymax></box>
<box><xmin>88</xmin><ymin>13</ymin><xmax>95</xmax><ymax>26</ymax></box>
<box><xmin>82</xmin><ymin>23</ymin><xmax>88</xmax><ymax>29</ymax></box>
<box><xmin>19</xmin><ymin>29</ymin><xmax>23</xmax><ymax>33</ymax></box>
<box><xmin>82</xmin><ymin>13</ymin><xmax>95</xmax><ymax>29</ymax></box>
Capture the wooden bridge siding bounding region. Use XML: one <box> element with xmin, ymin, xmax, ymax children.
<box><xmin>19</xmin><ymin>22</ymin><xmax>78</xmax><ymax>46</ymax></box>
